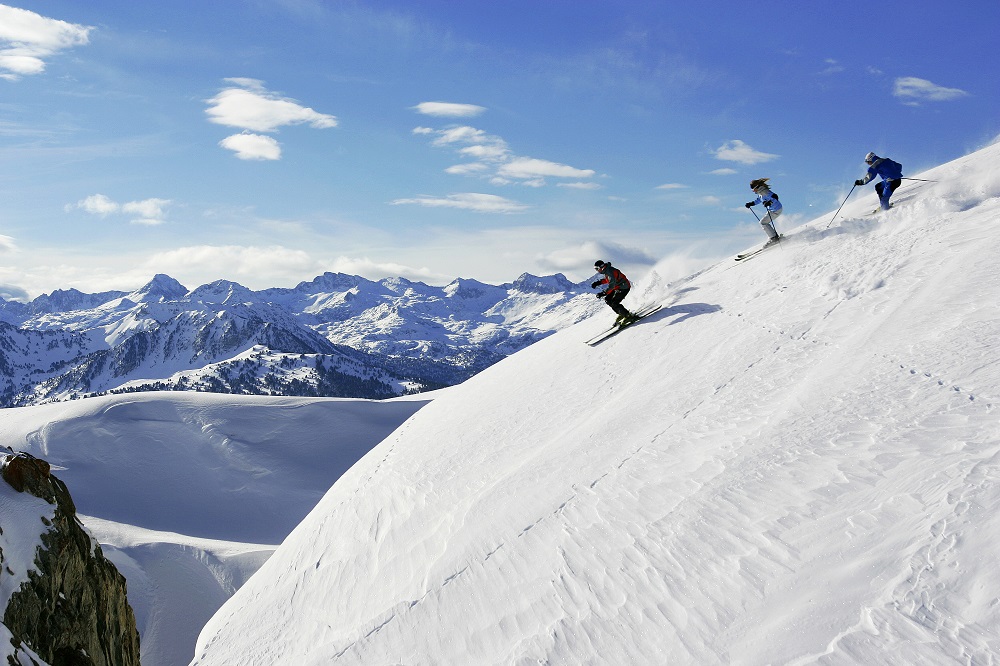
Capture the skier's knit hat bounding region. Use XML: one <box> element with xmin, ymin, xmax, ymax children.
<box><xmin>594</xmin><ymin>260</ymin><xmax>607</xmax><ymax>270</ymax></box>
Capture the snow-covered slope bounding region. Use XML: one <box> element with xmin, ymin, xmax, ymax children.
<box><xmin>191</xmin><ymin>142</ymin><xmax>1000</xmax><ymax>664</ymax></box>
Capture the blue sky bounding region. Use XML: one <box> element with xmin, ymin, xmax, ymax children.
<box><xmin>1</xmin><ymin>0</ymin><xmax>996</xmax><ymax>299</ymax></box>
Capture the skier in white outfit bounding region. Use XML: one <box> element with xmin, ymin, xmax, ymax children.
<box><xmin>745</xmin><ymin>178</ymin><xmax>782</xmax><ymax>247</ymax></box>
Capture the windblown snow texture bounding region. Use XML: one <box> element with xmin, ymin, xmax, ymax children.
<box><xmin>191</xmin><ymin>144</ymin><xmax>1000</xmax><ymax>664</ymax></box>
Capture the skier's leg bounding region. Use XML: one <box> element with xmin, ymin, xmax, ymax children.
<box><xmin>760</xmin><ymin>208</ymin><xmax>780</xmax><ymax>241</ymax></box>
<box><xmin>875</xmin><ymin>180</ymin><xmax>895</xmax><ymax>210</ymax></box>
<box><xmin>607</xmin><ymin>288</ymin><xmax>631</xmax><ymax>317</ymax></box>
<box><xmin>884</xmin><ymin>178</ymin><xmax>901</xmax><ymax>207</ymax></box>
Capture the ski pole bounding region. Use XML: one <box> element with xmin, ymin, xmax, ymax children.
<box><xmin>825</xmin><ymin>184</ymin><xmax>856</xmax><ymax>229</ymax></box>
<box><xmin>748</xmin><ymin>207</ymin><xmax>761</xmax><ymax>221</ymax></box>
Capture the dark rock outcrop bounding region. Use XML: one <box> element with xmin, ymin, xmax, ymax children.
<box><xmin>1</xmin><ymin>452</ymin><xmax>140</xmax><ymax>666</ymax></box>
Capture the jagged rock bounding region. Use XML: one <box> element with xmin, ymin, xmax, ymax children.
<box><xmin>1</xmin><ymin>453</ymin><xmax>140</xmax><ymax>666</ymax></box>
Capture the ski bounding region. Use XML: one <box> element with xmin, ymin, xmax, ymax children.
<box><xmin>735</xmin><ymin>237</ymin><xmax>783</xmax><ymax>262</ymax></box>
<box><xmin>585</xmin><ymin>304</ymin><xmax>663</xmax><ymax>346</ymax></box>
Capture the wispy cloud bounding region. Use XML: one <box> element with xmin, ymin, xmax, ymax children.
<box><xmin>0</xmin><ymin>281</ymin><xmax>29</xmax><ymax>302</ymax></box>
<box><xmin>656</xmin><ymin>183</ymin><xmax>689</xmax><ymax>190</ymax></box>
<box><xmin>206</xmin><ymin>79</ymin><xmax>337</xmax><ymax>159</ymax></box>
<box><xmin>538</xmin><ymin>240</ymin><xmax>658</xmax><ymax>274</ymax></box>
<box><xmin>819</xmin><ymin>58</ymin><xmax>844</xmax><ymax>75</ymax></box>
<box><xmin>0</xmin><ymin>5</ymin><xmax>91</xmax><ymax>81</ymax></box>
<box><xmin>413</xmin><ymin>101</ymin><xmax>487</xmax><ymax>118</ymax></box>
<box><xmin>413</xmin><ymin>121</ymin><xmax>597</xmax><ymax>188</ymax></box>
<box><xmin>893</xmin><ymin>76</ymin><xmax>969</xmax><ymax>103</ymax></box>
<box><xmin>147</xmin><ymin>244</ymin><xmax>313</xmax><ymax>278</ymax></box>
<box><xmin>391</xmin><ymin>192</ymin><xmax>529</xmax><ymax>213</ymax></box>
<box><xmin>0</xmin><ymin>233</ymin><xmax>16</xmax><ymax>253</ymax></box>
<box><xmin>713</xmin><ymin>140</ymin><xmax>778</xmax><ymax>165</ymax></box>
<box><xmin>708</xmin><ymin>168</ymin><xmax>738</xmax><ymax>176</ymax></box>
<box><xmin>68</xmin><ymin>194</ymin><xmax>172</xmax><ymax>226</ymax></box>
<box><xmin>558</xmin><ymin>182</ymin><xmax>602</xmax><ymax>190</ymax></box>
<box><xmin>497</xmin><ymin>157</ymin><xmax>596</xmax><ymax>180</ymax></box>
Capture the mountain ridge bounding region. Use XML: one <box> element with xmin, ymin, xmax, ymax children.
<box><xmin>0</xmin><ymin>271</ymin><xmax>599</xmax><ymax>406</ymax></box>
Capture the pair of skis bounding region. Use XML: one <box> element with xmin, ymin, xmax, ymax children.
<box><xmin>735</xmin><ymin>237</ymin><xmax>782</xmax><ymax>262</ymax></box>
<box><xmin>585</xmin><ymin>303</ymin><xmax>663</xmax><ymax>346</ymax></box>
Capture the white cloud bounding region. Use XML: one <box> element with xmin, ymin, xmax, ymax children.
<box><xmin>893</xmin><ymin>76</ymin><xmax>969</xmax><ymax>103</ymax></box>
<box><xmin>445</xmin><ymin>163</ymin><xmax>489</xmax><ymax>175</ymax></box>
<box><xmin>219</xmin><ymin>132</ymin><xmax>282</xmax><ymax>160</ymax></box>
<box><xmin>147</xmin><ymin>245</ymin><xmax>314</xmax><ymax>280</ymax></box>
<box><xmin>538</xmin><ymin>241</ymin><xmax>658</xmax><ymax>274</ymax></box>
<box><xmin>205</xmin><ymin>79</ymin><xmax>338</xmax><ymax>133</ymax></box>
<box><xmin>328</xmin><ymin>256</ymin><xmax>446</xmax><ymax>283</ymax></box>
<box><xmin>122</xmin><ymin>198</ymin><xmax>172</xmax><ymax>225</ymax></box>
<box><xmin>0</xmin><ymin>233</ymin><xmax>16</xmax><ymax>253</ymax></box>
<box><xmin>413</xmin><ymin>102</ymin><xmax>486</xmax><ymax>118</ymax></box>
<box><xmin>414</xmin><ymin>124</ymin><xmax>596</xmax><ymax>186</ymax></box>
<box><xmin>713</xmin><ymin>140</ymin><xmax>778</xmax><ymax>165</ymax></box>
<box><xmin>558</xmin><ymin>182</ymin><xmax>602</xmax><ymax>190</ymax></box>
<box><xmin>709</xmin><ymin>168</ymin><xmax>738</xmax><ymax>176</ymax></box>
<box><xmin>459</xmin><ymin>144</ymin><xmax>509</xmax><ymax>160</ymax></box>
<box><xmin>391</xmin><ymin>192</ymin><xmax>529</xmax><ymax>213</ymax></box>
<box><xmin>72</xmin><ymin>194</ymin><xmax>119</xmax><ymax>216</ymax></box>
<box><xmin>69</xmin><ymin>194</ymin><xmax>171</xmax><ymax>225</ymax></box>
<box><xmin>431</xmin><ymin>125</ymin><xmax>493</xmax><ymax>146</ymax></box>
<box><xmin>498</xmin><ymin>157</ymin><xmax>596</xmax><ymax>180</ymax></box>
<box><xmin>0</xmin><ymin>281</ymin><xmax>29</xmax><ymax>301</ymax></box>
<box><xmin>656</xmin><ymin>183</ymin><xmax>689</xmax><ymax>190</ymax></box>
<box><xmin>0</xmin><ymin>5</ymin><xmax>91</xmax><ymax>81</ymax></box>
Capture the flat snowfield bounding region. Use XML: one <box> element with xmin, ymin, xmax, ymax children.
<box><xmin>190</xmin><ymin>145</ymin><xmax>1000</xmax><ymax>664</ymax></box>
<box><xmin>1</xmin><ymin>391</ymin><xmax>430</xmax><ymax>666</ymax></box>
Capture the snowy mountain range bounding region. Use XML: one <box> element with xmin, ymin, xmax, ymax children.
<box><xmin>0</xmin><ymin>271</ymin><xmax>599</xmax><ymax>406</ymax></box>
<box><xmin>3</xmin><ymin>140</ymin><xmax>1000</xmax><ymax>666</ymax></box>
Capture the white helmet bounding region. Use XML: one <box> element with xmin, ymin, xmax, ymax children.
<box><xmin>864</xmin><ymin>151</ymin><xmax>878</xmax><ymax>164</ymax></box>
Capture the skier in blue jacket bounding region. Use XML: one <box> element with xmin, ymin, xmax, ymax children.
<box><xmin>855</xmin><ymin>152</ymin><xmax>903</xmax><ymax>211</ymax></box>
<box><xmin>745</xmin><ymin>178</ymin><xmax>782</xmax><ymax>247</ymax></box>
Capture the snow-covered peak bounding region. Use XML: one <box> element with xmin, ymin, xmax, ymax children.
<box><xmin>508</xmin><ymin>272</ymin><xmax>584</xmax><ymax>294</ymax></box>
<box><xmin>292</xmin><ymin>271</ymin><xmax>364</xmax><ymax>294</ymax></box>
<box><xmin>26</xmin><ymin>287</ymin><xmax>127</xmax><ymax>316</ymax></box>
<box><xmin>127</xmin><ymin>274</ymin><xmax>188</xmax><ymax>304</ymax></box>
<box><xmin>186</xmin><ymin>279</ymin><xmax>255</xmax><ymax>305</ymax></box>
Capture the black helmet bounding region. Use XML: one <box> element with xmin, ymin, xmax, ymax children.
<box><xmin>594</xmin><ymin>260</ymin><xmax>606</xmax><ymax>270</ymax></box>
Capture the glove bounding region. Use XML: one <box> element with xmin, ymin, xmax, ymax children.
<box><xmin>596</xmin><ymin>291</ymin><xmax>607</xmax><ymax>299</ymax></box>
<box><xmin>854</xmin><ymin>179</ymin><xmax>864</xmax><ymax>186</ymax></box>
<box><xmin>745</xmin><ymin>202</ymin><xmax>754</xmax><ymax>208</ymax></box>
<box><xmin>590</xmin><ymin>281</ymin><xmax>601</xmax><ymax>288</ymax></box>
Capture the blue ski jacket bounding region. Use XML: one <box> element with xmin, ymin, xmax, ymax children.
<box><xmin>751</xmin><ymin>187</ymin><xmax>782</xmax><ymax>213</ymax></box>
<box><xmin>860</xmin><ymin>157</ymin><xmax>903</xmax><ymax>185</ymax></box>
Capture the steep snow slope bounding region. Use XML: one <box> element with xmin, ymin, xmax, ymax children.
<box><xmin>192</xmin><ymin>142</ymin><xmax>1000</xmax><ymax>665</ymax></box>
<box><xmin>0</xmin><ymin>391</ymin><xmax>431</xmax><ymax>666</ymax></box>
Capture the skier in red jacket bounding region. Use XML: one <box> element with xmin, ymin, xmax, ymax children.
<box><xmin>591</xmin><ymin>260</ymin><xmax>636</xmax><ymax>325</ymax></box>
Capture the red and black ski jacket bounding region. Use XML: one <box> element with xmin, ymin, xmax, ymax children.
<box><xmin>595</xmin><ymin>265</ymin><xmax>630</xmax><ymax>294</ymax></box>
